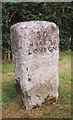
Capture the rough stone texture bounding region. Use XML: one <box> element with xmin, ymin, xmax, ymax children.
<box><xmin>10</xmin><ymin>21</ymin><xmax>59</xmax><ymax>110</ymax></box>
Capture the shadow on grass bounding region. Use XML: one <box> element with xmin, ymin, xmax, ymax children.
<box><xmin>2</xmin><ymin>79</ymin><xmax>16</xmax><ymax>106</ymax></box>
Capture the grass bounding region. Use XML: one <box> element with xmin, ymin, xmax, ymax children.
<box><xmin>2</xmin><ymin>79</ymin><xmax>16</xmax><ymax>106</ymax></box>
<box><xmin>2</xmin><ymin>60</ymin><xmax>14</xmax><ymax>73</ymax></box>
<box><xmin>2</xmin><ymin>51</ymin><xmax>71</xmax><ymax>118</ymax></box>
<box><xmin>0</xmin><ymin>83</ymin><xmax>2</xmax><ymax>108</ymax></box>
<box><xmin>59</xmin><ymin>50</ymin><xmax>71</xmax><ymax>60</ymax></box>
<box><xmin>59</xmin><ymin>50</ymin><xmax>71</xmax><ymax>101</ymax></box>
<box><xmin>2</xmin><ymin>60</ymin><xmax>15</xmax><ymax>105</ymax></box>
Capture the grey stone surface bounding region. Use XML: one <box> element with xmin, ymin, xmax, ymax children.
<box><xmin>10</xmin><ymin>21</ymin><xmax>59</xmax><ymax>110</ymax></box>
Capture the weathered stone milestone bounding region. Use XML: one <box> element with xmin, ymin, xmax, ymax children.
<box><xmin>10</xmin><ymin>21</ymin><xmax>59</xmax><ymax>110</ymax></box>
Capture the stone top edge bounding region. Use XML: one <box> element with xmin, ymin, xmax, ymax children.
<box><xmin>10</xmin><ymin>21</ymin><xmax>58</xmax><ymax>30</ymax></box>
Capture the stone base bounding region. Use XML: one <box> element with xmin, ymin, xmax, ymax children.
<box><xmin>22</xmin><ymin>83</ymin><xmax>58</xmax><ymax>110</ymax></box>
<box><xmin>15</xmin><ymin>80</ymin><xmax>57</xmax><ymax>110</ymax></box>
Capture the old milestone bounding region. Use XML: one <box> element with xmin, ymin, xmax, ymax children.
<box><xmin>10</xmin><ymin>21</ymin><xmax>59</xmax><ymax>110</ymax></box>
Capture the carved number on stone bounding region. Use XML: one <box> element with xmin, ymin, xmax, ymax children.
<box><xmin>37</xmin><ymin>31</ymin><xmax>41</xmax><ymax>39</ymax></box>
<box><xmin>33</xmin><ymin>49</ymin><xmax>37</xmax><ymax>54</ymax></box>
<box><xmin>43</xmin><ymin>31</ymin><xmax>47</xmax><ymax>38</ymax></box>
<box><xmin>28</xmin><ymin>49</ymin><xmax>32</xmax><ymax>55</ymax></box>
<box><xmin>30</xmin><ymin>42</ymin><xmax>33</xmax><ymax>46</ymax></box>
